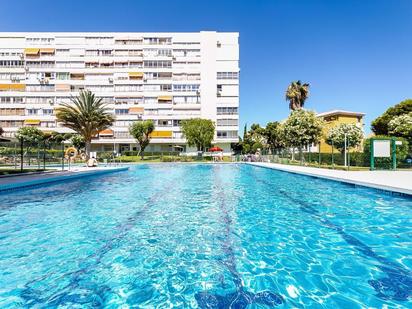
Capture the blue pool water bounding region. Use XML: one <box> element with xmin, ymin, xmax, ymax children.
<box><xmin>0</xmin><ymin>164</ymin><xmax>411</xmax><ymax>308</ymax></box>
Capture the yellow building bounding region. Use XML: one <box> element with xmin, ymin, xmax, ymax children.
<box><xmin>317</xmin><ymin>110</ymin><xmax>365</xmax><ymax>153</ymax></box>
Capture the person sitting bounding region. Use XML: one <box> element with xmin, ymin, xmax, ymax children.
<box><xmin>87</xmin><ymin>156</ymin><xmax>98</xmax><ymax>167</ymax></box>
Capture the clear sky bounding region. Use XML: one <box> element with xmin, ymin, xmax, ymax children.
<box><xmin>1</xmin><ymin>0</ymin><xmax>411</xmax><ymax>133</ymax></box>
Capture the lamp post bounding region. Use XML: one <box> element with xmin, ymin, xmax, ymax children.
<box><xmin>344</xmin><ymin>133</ymin><xmax>347</xmax><ymax>167</ymax></box>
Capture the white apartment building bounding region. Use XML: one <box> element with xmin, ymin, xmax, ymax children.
<box><xmin>0</xmin><ymin>32</ymin><xmax>239</xmax><ymax>154</ymax></box>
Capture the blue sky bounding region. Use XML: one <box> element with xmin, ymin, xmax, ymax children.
<box><xmin>1</xmin><ymin>0</ymin><xmax>411</xmax><ymax>133</ymax></box>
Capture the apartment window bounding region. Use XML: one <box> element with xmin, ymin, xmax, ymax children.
<box><xmin>42</xmin><ymin>109</ymin><xmax>54</xmax><ymax>115</ymax></box>
<box><xmin>85</xmin><ymin>37</ymin><xmax>113</xmax><ymax>45</ymax></box>
<box><xmin>85</xmin><ymin>50</ymin><xmax>99</xmax><ymax>56</ymax></box>
<box><xmin>173</xmin><ymin>120</ymin><xmax>182</xmax><ymax>127</ymax></box>
<box><xmin>217</xmin><ymin>72</ymin><xmax>239</xmax><ymax>80</ymax></box>
<box><xmin>0</xmin><ymin>120</ymin><xmax>24</xmax><ymax>127</ymax></box>
<box><xmin>27</xmin><ymin>109</ymin><xmax>39</xmax><ymax>115</ymax></box>
<box><xmin>173</xmin><ymin>96</ymin><xmax>199</xmax><ymax>104</ymax></box>
<box><xmin>56</xmin><ymin>72</ymin><xmax>70</xmax><ymax>80</ymax></box>
<box><xmin>0</xmin><ymin>97</ymin><xmax>24</xmax><ymax>103</ymax></box>
<box><xmin>114</xmin><ymin>39</ymin><xmax>143</xmax><ymax>45</ymax></box>
<box><xmin>217</xmin><ymin>130</ymin><xmax>238</xmax><ymax>138</ymax></box>
<box><xmin>217</xmin><ymin>107</ymin><xmax>238</xmax><ymax>115</ymax></box>
<box><xmin>115</xmin><ymin>109</ymin><xmax>129</xmax><ymax>115</ymax></box>
<box><xmin>143</xmin><ymin>37</ymin><xmax>172</xmax><ymax>45</ymax></box>
<box><xmin>158</xmin><ymin>120</ymin><xmax>172</xmax><ymax>127</ymax></box>
<box><xmin>40</xmin><ymin>121</ymin><xmax>56</xmax><ymax>128</ymax></box>
<box><xmin>26</xmin><ymin>97</ymin><xmax>53</xmax><ymax>104</ymax></box>
<box><xmin>26</xmin><ymin>61</ymin><xmax>55</xmax><ymax>68</ymax></box>
<box><xmin>0</xmin><ymin>73</ymin><xmax>25</xmax><ymax>81</ymax></box>
<box><xmin>0</xmin><ymin>60</ymin><xmax>24</xmax><ymax>68</ymax></box>
<box><xmin>114</xmin><ymin>84</ymin><xmax>142</xmax><ymax>92</ymax></box>
<box><xmin>143</xmin><ymin>60</ymin><xmax>172</xmax><ymax>68</ymax></box>
<box><xmin>56</xmin><ymin>49</ymin><xmax>70</xmax><ymax>55</ymax></box>
<box><xmin>0</xmin><ymin>108</ymin><xmax>25</xmax><ymax>116</ymax></box>
<box><xmin>143</xmin><ymin>49</ymin><xmax>172</xmax><ymax>57</ymax></box>
<box><xmin>26</xmin><ymin>85</ymin><xmax>55</xmax><ymax>92</ymax></box>
<box><xmin>172</xmin><ymin>84</ymin><xmax>200</xmax><ymax>92</ymax></box>
<box><xmin>86</xmin><ymin>85</ymin><xmax>114</xmax><ymax>92</ymax></box>
<box><xmin>100</xmin><ymin>50</ymin><xmax>112</xmax><ymax>56</ymax></box>
<box><xmin>217</xmin><ymin>119</ymin><xmax>238</xmax><ymax>126</ymax></box>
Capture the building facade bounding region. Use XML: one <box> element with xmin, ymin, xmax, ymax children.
<box><xmin>316</xmin><ymin>110</ymin><xmax>365</xmax><ymax>153</ymax></box>
<box><xmin>0</xmin><ymin>32</ymin><xmax>239</xmax><ymax>154</ymax></box>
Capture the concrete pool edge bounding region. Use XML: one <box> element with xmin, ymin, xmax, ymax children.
<box><xmin>247</xmin><ymin>162</ymin><xmax>412</xmax><ymax>197</ymax></box>
<box><xmin>0</xmin><ymin>167</ymin><xmax>129</xmax><ymax>192</ymax></box>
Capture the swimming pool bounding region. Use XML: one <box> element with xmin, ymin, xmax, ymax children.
<box><xmin>0</xmin><ymin>164</ymin><xmax>411</xmax><ymax>308</ymax></box>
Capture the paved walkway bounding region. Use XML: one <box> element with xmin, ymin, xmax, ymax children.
<box><xmin>248</xmin><ymin>162</ymin><xmax>412</xmax><ymax>196</ymax></box>
<box><xmin>0</xmin><ymin>166</ymin><xmax>129</xmax><ymax>191</ymax></box>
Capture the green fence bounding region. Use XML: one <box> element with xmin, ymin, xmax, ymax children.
<box><xmin>0</xmin><ymin>140</ymin><xmax>67</xmax><ymax>174</ymax></box>
<box><xmin>235</xmin><ymin>149</ymin><xmax>412</xmax><ymax>170</ymax></box>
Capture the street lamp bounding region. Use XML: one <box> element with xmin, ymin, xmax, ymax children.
<box><xmin>344</xmin><ymin>133</ymin><xmax>347</xmax><ymax>167</ymax></box>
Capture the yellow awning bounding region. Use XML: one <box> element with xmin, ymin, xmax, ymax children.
<box><xmin>129</xmin><ymin>107</ymin><xmax>144</xmax><ymax>114</ymax></box>
<box><xmin>40</xmin><ymin>48</ymin><xmax>55</xmax><ymax>53</ymax></box>
<box><xmin>158</xmin><ymin>96</ymin><xmax>173</xmax><ymax>101</ymax></box>
<box><xmin>24</xmin><ymin>48</ymin><xmax>40</xmax><ymax>55</ymax></box>
<box><xmin>128</xmin><ymin>72</ymin><xmax>144</xmax><ymax>78</ymax></box>
<box><xmin>99</xmin><ymin>129</ymin><xmax>114</xmax><ymax>136</ymax></box>
<box><xmin>24</xmin><ymin>119</ymin><xmax>41</xmax><ymax>125</ymax></box>
<box><xmin>150</xmin><ymin>131</ymin><xmax>172</xmax><ymax>138</ymax></box>
<box><xmin>0</xmin><ymin>84</ymin><xmax>25</xmax><ymax>91</ymax></box>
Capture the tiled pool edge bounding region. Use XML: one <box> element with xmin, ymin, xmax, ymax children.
<box><xmin>247</xmin><ymin>162</ymin><xmax>412</xmax><ymax>197</ymax></box>
<box><xmin>0</xmin><ymin>167</ymin><xmax>129</xmax><ymax>193</ymax></box>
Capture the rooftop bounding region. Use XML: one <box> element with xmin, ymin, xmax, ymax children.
<box><xmin>317</xmin><ymin>110</ymin><xmax>366</xmax><ymax>118</ymax></box>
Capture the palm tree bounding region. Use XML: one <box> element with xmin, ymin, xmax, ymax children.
<box><xmin>285</xmin><ymin>80</ymin><xmax>310</xmax><ymax>111</ymax></box>
<box><xmin>55</xmin><ymin>90</ymin><xmax>114</xmax><ymax>159</ymax></box>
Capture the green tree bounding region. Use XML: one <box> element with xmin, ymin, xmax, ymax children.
<box><xmin>55</xmin><ymin>90</ymin><xmax>115</xmax><ymax>159</ymax></box>
<box><xmin>285</xmin><ymin>80</ymin><xmax>310</xmax><ymax>111</ymax></box>
<box><xmin>283</xmin><ymin>110</ymin><xmax>324</xmax><ymax>159</ymax></box>
<box><xmin>388</xmin><ymin>113</ymin><xmax>412</xmax><ymax>145</ymax></box>
<box><xmin>15</xmin><ymin>126</ymin><xmax>44</xmax><ymax>145</ymax></box>
<box><xmin>129</xmin><ymin>120</ymin><xmax>155</xmax><ymax>159</ymax></box>
<box><xmin>371</xmin><ymin>99</ymin><xmax>412</xmax><ymax>135</ymax></box>
<box><xmin>180</xmin><ymin>118</ymin><xmax>215</xmax><ymax>152</ymax></box>
<box><xmin>15</xmin><ymin>127</ymin><xmax>45</xmax><ymax>166</ymax></box>
<box><xmin>70</xmin><ymin>135</ymin><xmax>86</xmax><ymax>151</ymax></box>
<box><xmin>325</xmin><ymin>123</ymin><xmax>364</xmax><ymax>153</ymax></box>
<box><xmin>264</xmin><ymin>121</ymin><xmax>285</xmax><ymax>153</ymax></box>
<box><xmin>241</xmin><ymin>123</ymin><xmax>266</xmax><ymax>154</ymax></box>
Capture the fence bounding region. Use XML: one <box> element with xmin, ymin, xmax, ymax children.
<box><xmin>234</xmin><ymin>148</ymin><xmax>412</xmax><ymax>170</ymax></box>
<box><xmin>0</xmin><ymin>140</ymin><xmax>68</xmax><ymax>173</ymax></box>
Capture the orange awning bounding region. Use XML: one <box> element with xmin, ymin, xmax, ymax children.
<box><xmin>24</xmin><ymin>48</ymin><xmax>40</xmax><ymax>55</ymax></box>
<box><xmin>150</xmin><ymin>131</ymin><xmax>172</xmax><ymax>138</ymax></box>
<box><xmin>0</xmin><ymin>84</ymin><xmax>26</xmax><ymax>91</ymax></box>
<box><xmin>99</xmin><ymin>129</ymin><xmax>114</xmax><ymax>136</ymax></box>
<box><xmin>158</xmin><ymin>96</ymin><xmax>172</xmax><ymax>101</ymax></box>
<box><xmin>55</xmin><ymin>84</ymin><xmax>71</xmax><ymax>91</ymax></box>
<box><xmin>40</xmin><ymin>48</ymin><xmax>55</xmax><ymax>54</ymax></box>
<box><xmin>129</xmin><ymin>107</ymin><xmax>144</xmax><ymax>114</ymax></box>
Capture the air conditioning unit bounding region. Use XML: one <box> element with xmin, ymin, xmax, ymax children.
<box><xmin>217</xmin><ymin>41</ymin><xmax>221</xmax><ymax>47</ymax></box>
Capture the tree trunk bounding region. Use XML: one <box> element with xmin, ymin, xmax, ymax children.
<box><xmin>85</xmin><ymin>140</ymin><xmax>91</xmax><ymax>160</ymax></box>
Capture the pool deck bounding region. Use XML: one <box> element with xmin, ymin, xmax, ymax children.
<box><xmin>0</xmin><ymin>166</ymin><xmax>129</xmax><ymax>192</ymax></box>
<box><xmin>248</xmin><ymin>162</ymin><xmax>412</xmax><ymax>196</ymax></box>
